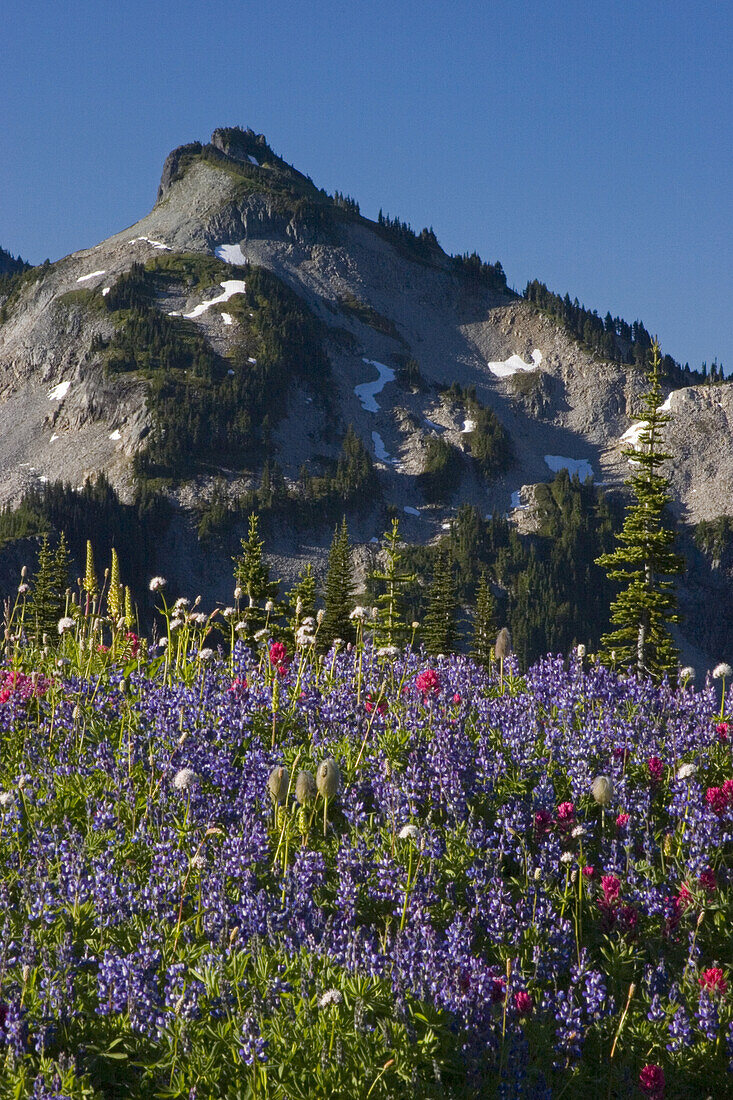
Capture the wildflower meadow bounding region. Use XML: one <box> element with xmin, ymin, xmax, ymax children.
<box><xmin>0</xmin><ymin>579</ymin><xmax>731</xmax><ymax>1098</ymax></box>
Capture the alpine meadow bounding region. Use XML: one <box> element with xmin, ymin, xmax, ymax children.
<box><xmin>0</xmin><ymin>121</ymin><xmax>732</xmax><ymax>1099</ymax></box>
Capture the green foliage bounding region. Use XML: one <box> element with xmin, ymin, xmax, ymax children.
<box><xmin>443</xmin><ymin>382</ymin><xmax>513</xmax><ymax>481</ymax></box>
<box><xmin>419</xmin><ymin>436</ymin><xmax>462</xmax><ymax>503</ymax></box>
<box><xmin>194</xmin><ymin>426</ymin><xmax>380</xmax><ymax>542</ymax></box>
<box><xmin>0</xmin><ymin>499</ymin><xmax>49</xmax><ymax>547</ymax></box>
<box><xmin>524</xmin><ymin>279</ymin><xmax>706</xmax><ymax>384</ymax></box>
<box><xmin>402</xmin><ymin>479</ymin><xmax>619</xmax><ymax>668</ymax></box>
<box><xmin>370</xmin><ymin>519</ymin><xmax>415</xmax><ymax>648</ymax></box>
<box><xmin>90</xmin><ymin>259</ymin><xmax>332</xmax><ymax>479</ymax></box>
<box><xmin>27</xmin><ymin>532</ymin><xmax>70</xmax><ymax>642</ymax></box>
<box><xmin>337</xmin><ymin>293</ymin><xmax>404</xmax><ymax>343</ymax></box>
<box><xmin>232</xmin><ymin>513</ymin><xmax>280</xmax><ymax>644</ymax></box>
<box><xmin>320</xmin><ymin>518</ymin><xmax>355</xmax><ymax>649</ymax></box>
<box><xmin>423</xmin><ymin>544</ymin><xmax>458</xmax><ymax>656</ymax></box>
<box><xmin>471</xmin><ymin>571</ymin><xmax>498</xmax><ymax>668</ymax></box>
<box><xmin>0</xmin><ymin>474</ymin><xmax>171</xmax><ymax>613</ymax></box>
<box><xmin>451</xmin><ymin>251</ymin><xmax>509</xmax><ymax>293</ymax></box>
<box><xmin>596</xmin><ymin>342</ymin><xmax>685</xmax><ymax>680</ymax></box>
<box><xmin>694</xmin><ymin>515</ymin><xmax>733</xmax><ymax>561</ymax></box>
<box><xmin>0</xmin><ymin>261</ymin><xmax>47</xmax><ymax>324</ymax></box>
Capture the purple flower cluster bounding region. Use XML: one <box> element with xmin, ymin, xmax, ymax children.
<box><xmin>0</xmin><ymin>643</ymin><xmax>730</xmax><ymax>1095</ymax></box>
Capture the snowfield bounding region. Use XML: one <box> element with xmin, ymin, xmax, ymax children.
<box><xmin>76</xmin><ymin>270</ymin><xmax>105</xmax><ymax>283</ymax></box>
<box><xmin>47</xmin><ymin>381</ymin><xmax>71</xmax><ymax>401</ymax></box>
<box><xmin>488</xmin><ymin>349</ymin><xmax>542</xmax><ymax>378</ymax></box>
<box><xmin>183</xmin><ymin>281</ymin><xmax>247</xmax><ymax>320</ymax></box>
<box><xmin>355</xmin><ymin>359</ymin><xmax>395</xmax><ymax>413</ymax></box>
<box><xmin>214</xmin><ymin>243</ymin><xmax>248</xmax><ymax>266</ymax></box>
<box><xmin>128</xmin><ymin>236</ymin><xmax>172</xmax><ymax>251</ymax></box>
<box><xmin>544</xmin><ymin>455</ymin><xmax>595</xmax><ymax>480</ymax></box>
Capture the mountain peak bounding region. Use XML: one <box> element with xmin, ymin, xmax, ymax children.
<box><xmin>156</xmin><ymin>126</ymin><xmax>318</xmax><ymax>203</ymax></box>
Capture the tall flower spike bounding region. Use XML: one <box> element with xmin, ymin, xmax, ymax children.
<box><xmin>83</xmin><ymin>540</ymin><xmax>98</xmax><ymax>598</ymax></box>
<box><xmin>107</xmin><ymin>549</ymin><xmax>122</xmax><ymax>623</ymax></box>
<box><xmin>124</xmin><ymin>586</ymin><xmax>134</xmax><ymax>629</ymax></box>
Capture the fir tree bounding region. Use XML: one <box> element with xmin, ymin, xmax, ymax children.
<box><xmin>371</xmin><ymin>518</ymin><xmax>415</xmax><ymax>649</ymax></box>
<box><xmin>471</xmin><ymin>571</ymin><xmax>497</xmax><ymax>668</ymax></box>
<box><xmin>233</xmin><ymin>513</ymin><xmax>279</xmax><ymax>645</ymax></box>
<box><xmin>29</xmin><ymin>532</ymin><xmax>70</xmax><ymax>641</ymax></box>
<box><xmin>320</xmin><ymin>518</ymin><xmax>355</xmax><ymax>649</ymax></box>
<box><xmin>286</xmin><ymin>563</ymin><xmax>317</xmax><ymax>633</ymax></box>
<box><xmin>596</xmin><ymin>341</ymin><xmax>685</xmax><ymax>680</ymax></box>
<box><xmin>423</xmin><ymin>544</ymin><xmax>458</xmax><ymax>656</ymax></box>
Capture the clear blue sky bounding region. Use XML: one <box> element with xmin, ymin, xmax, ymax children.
<box><xmin>3</xmin><ymin>1</ymin><xmax>731</xmax><ymax>372</ymax></box>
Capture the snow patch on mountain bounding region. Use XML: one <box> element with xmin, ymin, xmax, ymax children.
<box><xmin>372</xmin><ymin>431</ymin><xmax>391</xmax><ymax>462</ymax></box>
<box><xmin>47</xmin><ymin>381</ymin><xmax>71</xmax><ymax>401</ymax></box>
<box><xmin>489</xmin><ymin>349</ymin><xmax>542</xmax><ymax>378</ymax></box>
<box><xmin>355</xmin><ymin>359</ymin><xmax>395</xmax><ymax>413</ymax></box>
<box><xmin>544</xmin><ymin>455</ymin><xmax>595</xmax><ymax>480</ymax></box>
<box><xmin>129</xmin><ymin>236</ymin><xmax>172</xmax><ymax>251</ymax></box>
<box><xmin>183</xmin><ymin>281</ymin><xmax>246</xmax><ymax>320</ymax></box>
<box><xmin>76</xmin><ymin>270</ymin><xmax>105</xmax><ymax>283</ymax></box>
<box><xmin>215</xmin><ymin>243</ymin><xmax>248</xmax><ymax>266</ymax></box>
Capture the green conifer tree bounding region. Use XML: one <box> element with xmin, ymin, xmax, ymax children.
<box><xmin>320</xmin><ymin>518</ymin><xmax>355</xmax><ymax>649</ymax></box>
<box><xmin>233</xmin><ymin>513</ymin><xmax>279</xmax><ymax>645</ymax></box>
<box><xmin>29</xmin><ymin>532</ymin><xmax>71</xmax><ymax>642</ymax></box>
<box><xmin>286</xmin><ymin>563</ymin><xmax>317</xmax><ymax>632</ymax></box>
<box><xmin>371</xmin><ymin>518</ymin><xmax>415</xmax><ymax>649</ymax></box>
<box><xmin>471</xmin><ymin>571</ymin><xmax>498</xmax><ymax>668</ymax></box>
<box><xmin>596</xmin><ymin>341</ymin><xmax>685</xmax><ymax>680</ymax></box>
<box><xmin>423</xmin><ymin>544</ymin><xmax>458</xmax><ymax>656</ymax></box>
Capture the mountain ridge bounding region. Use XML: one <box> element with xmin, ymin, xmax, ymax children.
<box><xmin>1</xmin><ymin>127</ymin><xmax>731</xmax><ymax>665</ymax></box>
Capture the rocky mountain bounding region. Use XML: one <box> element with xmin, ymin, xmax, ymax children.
<box><xmin>1</xmin><ymin>127</ymin><xmax>731</xmax><ymax>664</ymax></box>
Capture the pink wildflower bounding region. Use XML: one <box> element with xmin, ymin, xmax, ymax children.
<box><xmin>269</xmin><ymin>642</ymin><xmax>287</xmax><ymax>668</ymax></box>
<box><xmin>699</xmin><ymin>967</ymin><xmax>727</xmax><ymax>995</ymax></box>
<box><xmin>616</xmin><ymin>812</ymin><xmax>630</xmax><ymax>829</ymax></box>
<box><xmin>639</xmin><ymin>1064</ymin><xmax>665</xmax><ymax>1098</ymax></box>
<box><xmin>513</xmin><ymin>991</ymin><xmax>533</xmax><ymax>1015</ymax></box>
<box><xmin>699</xmin><ymin>867</ymin><xmax>717</xmax><ymax>892</ymax></box>
<box><xmin>415</xmin><ymin>669</ymin><xmax>440</xmax><ymax>697</ymax></box>
<box><xmin>647</xmin><ymin>756</ymin><xmax>664</xmax><ymax>783</ymax></box>
<box><xmin>600</xmin><ymin>874</ymin><xmax>621</xmax><ymax>904</ymax></box>
<box><xmin>705</xmin><ymin>786</ymin><xmax>728</xmax><ymax>816</ymax></box>
<box><xmin>556</xmin><ymin>801</ymin><xmax>575</xmax><ymax>823</ymax></box>
<box><xmin>716</xmin><ymin>721</ymin><xmax>729</xmax><ymax>741</ymax></box>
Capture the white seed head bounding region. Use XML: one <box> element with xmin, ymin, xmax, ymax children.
<box><xmin>149</xmin><ymin>576</ymin><xmax>167</xmax><ymax>592</ymax></box>
<box><xmin>560</xmin><ymin>851</ymin><xmax>573</xmax><ymax>864</ymax></box>
<box><xmin>57</xmin><ymin>616</ymin><xmax>75</xmax><ymax>634</ymax></box>
<box><xmin>234</xmin><ymin>586</ymin><xmax>243</xmax><ymax>600</ymax></box>
<box><xmin>318</xmin><ymin>989</ymin><xmax>343</xmax><ymax>1008</ymax></box>
<box><xmin>197</xmin><ymin>648</ymin><xmax>214</xmax><ymax>662</ymax></box>
<box><xmin>265</xmin><ymin>600</ymin><xmax>275</xmax><ymax>612</ymax></box>
<box><xmin>713</xmin><ymin>663</ymin><xmax>732</xmax><ymax>679</ymax></box>
<box><xmin>676</xmin><ymin>763</ymin><xmax>698</xmax><ymax>780</ymax></box>
<box><xmin>316</xmin><ymin>609</ymin><xmax>325</xmax><ymax>625</ymax></box>
<box><xmin>0</xmin><ymin>792</ymin><xmax>13</xmax><ymax>808</ymax></box>
<box><xmin>316</xmin><ymin>758</ymin><xmax>340</xmax><ymax>799</ymax></box>
<box><xmin>295</xmin><ymin>770</ymin><xmax>317</xmax><ymax>805</ymax></box>
<box><xmin>495</xmin><ymin>627</ymin><xmax>512</xmax><ymax>659</ymax></box>
<box><xmin>679</xmin><ymin>666</ymin><xmax>695</xmax><ymax>681</ymax></box>
<box><xmin>173</xmin><ymin>768</ymin><xmax>199</xmax><ymax>791</ymax></box>
<box><xmin>591</xmin><ymin>775</ymin><xmax>614</xmax><ymax>807</ymax></box>
<box><xmin>576</xmin><ymin>644</ymin><xmax>586</xmax><ymax>659</ymax></box>
<box><xmin>398</xmin><ymin>824</ymin><xmax>420</xmax><ymax>841</ymax></box>
<box><xmin>268</xmin><ymin>765</ymin><xmax>290</xmax><ymax>804</ymax></box>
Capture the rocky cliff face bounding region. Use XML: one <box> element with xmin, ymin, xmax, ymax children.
<box><xmin>0</xmin><ymin>128</ymin><xmax>731</xmax><ymax>662</ymax></box>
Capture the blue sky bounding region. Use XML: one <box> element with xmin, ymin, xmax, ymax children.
<box><xmin>3</xmin><ymin>1</ymin><xmax>731</xmax><ymax>371</ymax></box>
